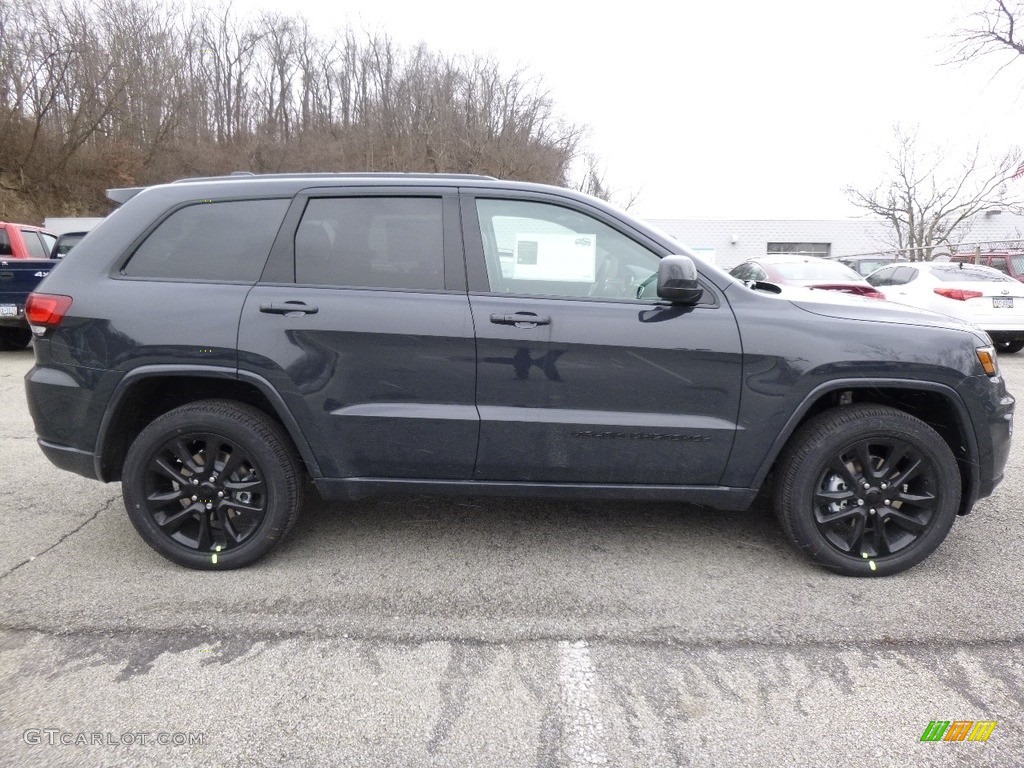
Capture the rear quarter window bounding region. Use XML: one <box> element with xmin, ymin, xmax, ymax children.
<box><xmin>123</xmin><ymin>199</ymin><xmax>290</xmax><ymax>281</ymax></box>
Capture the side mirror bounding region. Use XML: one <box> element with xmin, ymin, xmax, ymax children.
<box><xmin>657</xmin><ymin>255</ymin><xmax>703</xmax><ymax>304</ymax></box>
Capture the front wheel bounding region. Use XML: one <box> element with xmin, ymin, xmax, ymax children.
<box><xmin>122</xmin><ymin>400</ymin><xmax>302</xmax><ymax>569</ymax></box>
<box><xmin>774</xmin><ymin>405</ymin><xmax>960</xmax><ymax>576</ymax></box>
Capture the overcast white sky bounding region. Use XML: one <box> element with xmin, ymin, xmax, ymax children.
<box><xmin>236</xmin><ymin>0</ymin><xmax>1024</xmax><ymax>220</ymax></box>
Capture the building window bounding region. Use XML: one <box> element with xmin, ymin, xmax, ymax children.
<box><xmin>767</xmin><ymin>242</ymin><xmax>831</xmax><ymax>258</ymax></box>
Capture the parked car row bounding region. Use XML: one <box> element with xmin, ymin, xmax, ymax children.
<box><xmin>1</xmin><ymin>222</ymin><xmax>91</xmax><ymax>350</ymax></box>
<box><xmin>729</xmin><ymin>255</ymin><xmax>1024</xmax><ymax>354</ymax></box>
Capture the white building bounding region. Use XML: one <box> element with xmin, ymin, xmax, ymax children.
<box><xmin>649</xmin><ymin>211</ymin><xmax>1024</xmax><ymax>271</ymax></box>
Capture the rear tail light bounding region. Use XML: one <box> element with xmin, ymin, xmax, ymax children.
<box><xmin>25</xmin><ymin>293</ymin><xmax>73</xmax><ymax>329</ymax></box>
<box><xmin>934</xmin><ymin>288</ymin><xmax>983</xmax><ymax>301</ymax></box>
<box><xmin>816</xmin><ymin>285</ymin><xmax>886</xmax><ymax>300</ymax></box>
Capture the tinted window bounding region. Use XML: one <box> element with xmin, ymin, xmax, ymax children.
<box><xmin>124</xmin><ymin>199</ymin><xmax>289</xmax><ymax>281</ymax></box>
<box><xmin>867</xmin><ymin>267</ymin><xmax>897</xmax><ymax>287</ymax></box>
<box><xmin>889</xmin><ymin>266</ymin><xmax>918</xmax><ymax>285</ymax></box>
<box><xmin>989</xmin><ymin>257</ymin><xmax>1009</xmax><ymax>275</ymax></box>
<box><xmin>475</xmin><ymin>198</ymin><xmax>661</xmax><ymax>300</ymax></box>
<box><xmin>295</xmin><ymin>197</ymin><xmax>444</xmax><ymax>290</ymax></box>
<box><xmin>20</xmin><ymin>230</ymin><xmax>47</xmax><ymax>259</ymax></box>
<box><xmin>0</xmin><ymin>229</ymin><xmax>10</xmax><ymax>256</ymax></box>
<box><xmin>54</xmin><ymin>233</ymin><xmax>85</xmax><ymax>257</ymax></box>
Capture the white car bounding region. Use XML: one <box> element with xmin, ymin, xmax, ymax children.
<box><xmin>867</xmin><ymin>261</ymin><xmax>1024</xmax><ymax>353</ymax></box>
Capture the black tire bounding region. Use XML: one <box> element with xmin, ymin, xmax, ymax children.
<box><xmin>0</xmin><ymin>326</ymin><xmax>32</xmax><ymax>351</ymax></box>
<box><xmin>995</xmin><ymin>340</ymin><xmax>1024</xmax><ymax>354</ymax></box>
<box><xmin>774</xmin><ymin>404</ymin><xmax>960</xmax><ymax>577</ymax></box>
<box><xmin>122</xmin><ymin>400</ymin><xmax>302</xmax><ymax>569</ymax></box>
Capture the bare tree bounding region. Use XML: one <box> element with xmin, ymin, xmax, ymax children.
<box><xmin>949</xmin><ymin>1</ymin><xmax>1024</xmax><ymax>70</ymax></box>
<box><xmin>844</xmin><ymin>125</ymin><xmax>1022</xmax><ymax>259</ymax></box>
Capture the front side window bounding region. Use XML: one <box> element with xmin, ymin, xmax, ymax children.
<box><xmin>124</xmin><ymin>199</ymin><xmax>289</xmax><ymax>281</ymax></box>
<box><xmin>295</xmin><ymin>197</ymin><xmax>444</xmax><ymax>290</ymax></box>
<box><xmin>475</xmin><ymin>198</ymin><xmax>661</xmax><ymax>300</ymax></box>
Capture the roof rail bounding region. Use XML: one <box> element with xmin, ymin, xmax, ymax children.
<box><xmin>170</xmin><ymin>171</ymin><xmax>497</xmax><ymax>183</ymax></box>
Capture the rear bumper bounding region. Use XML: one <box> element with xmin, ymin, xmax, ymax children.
<box><xmin>37</xmin><ymin>439</ymin><xmax>100</xmax><ymax>480</ymax></box>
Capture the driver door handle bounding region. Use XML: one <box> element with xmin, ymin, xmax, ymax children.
<box><xmin>260</xmin><ymin>301</ymin><xmax>319</xmax><ymax>316</ymax></box>
<box><xmin>490</xmin><ymin>312</ymin><xmax>551</xmax><ymax>327</ymax></box>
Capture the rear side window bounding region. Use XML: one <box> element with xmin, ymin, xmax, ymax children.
<box><xmin>295</xmin><ymin>197</ymin><xmax>444</xmax><ymax>290</ymax></box>
<box><xmin>20</xmin><ymin>229</ymin><xmax>47</xmax><ymax>259</ymax></box>
<box><xmin>0</xmin><ymin>229</ymin><xmax>10</xmax><ymax>256</ymax></box>
<box><xmin>124</xmin><ymin>199</ymin><xmax>289</xmax><ymax>281</ymax></box>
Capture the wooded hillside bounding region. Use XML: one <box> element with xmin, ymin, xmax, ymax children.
<box><xmin>0</xmin><ymin>0</ymin><xmax>591</xmax><ymax>223</ymax></box>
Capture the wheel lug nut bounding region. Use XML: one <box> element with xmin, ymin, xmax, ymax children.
<box><xmin>205</xmin><ymin>502</ymin><xmax>213</xmax><ymax>510</ymax></box>
<box><xmin>884</xmin><ymin>500</ymin><xmax>891</xmax><ymax>506</ymax></box>
<box><xmin>191</xmin><ymin>495</ymin><xmax>197</xmax><ymax>502</ymax></box>
<box><xmin>217</xmin><ymin>491</ymin><xmax>225</xmax><ymax>497</ymax></box>
<box><xmin>857</xmin><ymin>499</ymin><xmax>864</xmax><ymax>506</ymax></box>
<box><xmin>863</xmin><ymin>482</ymin><xmax>870</xmax><ymax>489</ymax></box>
<box><xmin>880</xmin><ymin>483</ymin><xmax>888</xmax><ymax>490</ymax></box>
<box><xmin>191</xmin><ymin>479</ymin><xmax>199</xmax><ymax>486</ymax></box>
<box><xmin>869</xmin><ymin>508</ymin><xmax>876</xmax><ymax>515</ymax></box>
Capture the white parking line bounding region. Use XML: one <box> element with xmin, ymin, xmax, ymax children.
<box><xmin>558</xmin><ymin>640</ymin><xmax>608</xmax><ymax>766</ymax></box>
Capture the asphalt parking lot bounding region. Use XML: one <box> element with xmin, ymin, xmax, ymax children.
<box><xmin>1</xmin><ymin>345</ymin><xmax>1022</xmax><ymax>767</ymax></box>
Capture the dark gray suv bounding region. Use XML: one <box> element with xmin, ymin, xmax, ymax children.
<box><xmin>24</xmin><ymin>173</ymin><xmax>1014</xmax><ymax>575</ymax></box>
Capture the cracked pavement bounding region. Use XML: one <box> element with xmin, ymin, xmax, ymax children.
<box><xmin>0</xmin><ymin>346</ymin><xmax>1022</xmax><ymax>767</ymax></box>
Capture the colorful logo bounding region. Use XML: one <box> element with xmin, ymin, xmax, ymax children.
<box><xmin>920</xmin><ymin>721</ymin><xmax>997</xmax><ymax>742</ymax></box>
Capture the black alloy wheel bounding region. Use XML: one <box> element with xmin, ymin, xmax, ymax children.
<box><xmin>122</xmin><ymin>400</ymin><xmax>301</xmax><ymax>569</ymax></box>
<box><xmin>775</xmin><ymin>404</ymin><xmax>959</xmax><ymax>576</ymax></box>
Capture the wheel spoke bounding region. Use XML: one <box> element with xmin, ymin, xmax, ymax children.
<box><xmin>223</xmin><ymin>476</ymin><xmax>265</xmax><ymax>494</ymax></box>
<box><xmin>147</xmin><ymin>488</ymin><xmax>186</xmax><ymax>504</ymax></box>
<box><xmin>194</xmin><ymin>510</ymin><xmax>212</xmax><ymax>550</ymax></box>
<box><xmin>855</xmin><ymin>442</ymin><xmax>877</xmax><ymax>480</ymax></box>
<box><xmin>157</xmin><ymin>504</ymin><xmax>199</xmax><ymax>534</ymax></box>
<box><xmin>883</xmin><ymin>509</ymin><xmax>927</xmax><ymax>535</ymax></box>
<box><xmin>879</xmin><ymin>442</ymin><xmax>907</xmax><ymax>479</ymax></box>
<box><xmin>153</xmin><ymin>455</ymin><xmax>190</xmax><ymax>486</ymax></box>
<box><xmin>894</xmin><ymin>490</ymin><xmax>935</xmax><ymax>508</ymax></box>
<box><xmin>170</xmin><ymin>439</ymin><xmax>203</xmax><ymax>475</ymax></box>
<box><xmin>219</xmin><ymin>447</ymin><xmax>245</xmax><ymax>481</ymax></box>
<box><xmin>826</xmin><ymin>458</ymin><xmax>859</xmax><ymax>489</ymax></box>
<box><xmin>814</xmin><ymin>489</ymin><xmax>855</xmax><ymax>506</ymax></box>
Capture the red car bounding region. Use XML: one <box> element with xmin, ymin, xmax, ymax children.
<box><xmin>0</xmin><ymin>222</ymin><xmax>57</xmax><ymax>260</ymax></box>
<box><xmin>729</xmin><ymin>255</ymin><xmax>886</xmax><ymax>299</ymax></box>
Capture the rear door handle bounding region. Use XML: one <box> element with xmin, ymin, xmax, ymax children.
<box><xmin>490</xmin><ymin>312</ymin><xmax>551</xmax><ymax>327</ymax></box>
<box><xmin>259</xmin><ymin>301</ymin><xmax>319</xmax><ymax>316</ymax></box>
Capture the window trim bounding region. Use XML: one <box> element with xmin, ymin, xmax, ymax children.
<box><xmin>114</xmin><ymin>196</ymin><xmax>292</xmax><ymax>284</ymax></box>
<box><xmin>459</xmin><ymin>190</ymin><xmax>717</xmax><ymax>306</ymax></box>
<box><xmin>260</xmin><ymin>187</ymin><xmax>465</xmax><ymax>293</ymax></box>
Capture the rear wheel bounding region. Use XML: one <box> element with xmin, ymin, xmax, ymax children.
<box><xmin>995</xmin><ymin>339</ymin><xmax>1024</xmax><ymax>354</ymax></box>
<box><xmin>121</xmin><ymin>400</ymin><xmax>302</xmax><ymax>569</ymax></box>
<box><xmin>0</xmin><ymin>326</ymin><xmax>32</xmax><ymax>350</ymax></box>
<box><xmin>775</xmin><ymin>405</ymin><xmax>959</xmax><ymax>576</ymax></box>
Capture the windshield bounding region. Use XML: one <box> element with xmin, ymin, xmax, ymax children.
<box><xmin>773</xmin><ymin>261</ymin><xmax>862</xmax><ymax>281</ymax></box>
